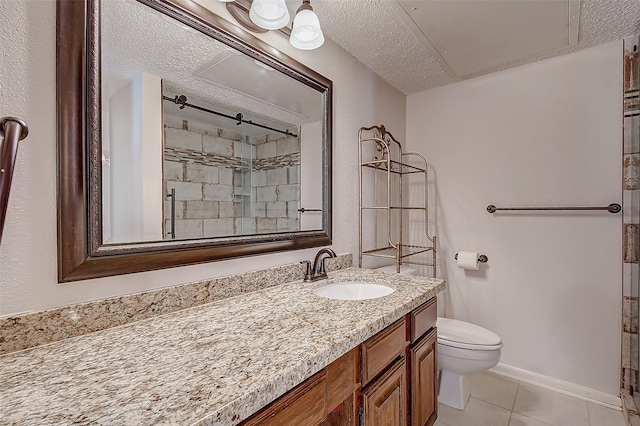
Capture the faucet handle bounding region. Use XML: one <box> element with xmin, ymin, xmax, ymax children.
<box><xmin>300</xmin><ymin>260</ymin><xmax>312</xmax><ymax>279</ymax></box>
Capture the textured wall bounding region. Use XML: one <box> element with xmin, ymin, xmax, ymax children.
<box><xmin>407</xmin><ymin>42</ymin><xmax>622</xmax><ymax>396</ymax></box>
<box><xmin>0</xmin><ymin>0</ymin><xmax>406</xmax><ymax>315</ymax></box>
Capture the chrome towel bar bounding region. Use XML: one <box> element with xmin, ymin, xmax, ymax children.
<box><xmin>487</xmin><ymin>203</ymin><xmax>621</xmax><ymax>214</ymax></box>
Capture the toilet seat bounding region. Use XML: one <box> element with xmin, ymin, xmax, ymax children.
<box><xmin>437</xmin><ymin>317</ymin><xmax>503</xmax><ymax>351</ymax></box>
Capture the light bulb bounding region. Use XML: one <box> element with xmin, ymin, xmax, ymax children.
<box><xmin>290</xmin><ymin>8</ymin><xmax>324</xmax><ymax>50</ymax></box>
<box><xmin>249</xmin><ymin>0</ymin><xmax>290</xmax><ymax>30</ymax></box>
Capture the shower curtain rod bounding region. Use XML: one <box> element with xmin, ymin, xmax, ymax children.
<box><xmin>162</xmin><ymin>95</ymin><xmax>298</xmax><ymax>138</ymax></box>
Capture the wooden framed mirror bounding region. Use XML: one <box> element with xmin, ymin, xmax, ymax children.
<box><xmin>57</xmin><ymin>0</ymin><xmax>332</xmax><ymax>282</ymax></box>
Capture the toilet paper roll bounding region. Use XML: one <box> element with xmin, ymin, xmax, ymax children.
<box><xmin>456</xmin><ymin>251</ymin><xmax>479</xmax><ymax>270</ymax></box>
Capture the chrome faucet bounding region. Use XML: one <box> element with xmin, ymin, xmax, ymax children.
<box><xmin>301</xmin><ymin>248</ymin><xmax>337</xmax><ymax>282</ymax></box>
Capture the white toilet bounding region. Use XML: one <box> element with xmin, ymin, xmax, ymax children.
<box><xmin>437</xmin><ymin>317</ymin><xmax>503</xmax><ymax>410</ymax></box>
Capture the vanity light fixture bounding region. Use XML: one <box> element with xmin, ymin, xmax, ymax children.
<box><xmin>249</xmin><ymin>0</ymin><xmax>290</xmax><ymax>30</ymax></box>
<box><xmin>216</xmin><ymin>0</ymin><xmax>324</xmax><ymax>50</ymax></box>
<box><xmin>289</xmin><ymin>0</ymin><xmax>324</xmax><ymax>50</ymax></box>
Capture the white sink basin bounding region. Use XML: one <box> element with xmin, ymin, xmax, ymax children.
<box><xmin>312</xmin><ymin>281</ymin><xmax>394</xmax><ymax>300</ymax></box>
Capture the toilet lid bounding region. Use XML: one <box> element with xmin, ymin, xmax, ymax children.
<box><xmin>437</xmin><ymin>317</ymin><xmax>502</xmax><ymax>348</ymax></box>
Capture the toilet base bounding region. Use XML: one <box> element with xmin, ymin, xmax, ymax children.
<box><xmin>438</xmin><ymin>370</ymin><xmax>471</xmax><ymax>410</ymax></box>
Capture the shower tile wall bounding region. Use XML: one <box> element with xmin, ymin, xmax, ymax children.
<box><xmin>623</xmin><ymin>35</ymin><xmax>640</xmax><ymax>421</ymax></box>
<box><xmin>251</xmin><ymin>133</ymin><xmax>300</xmax><ymax>234</ymax></box>
<box><xmin>163</xmin><ymin>119</ymin><xmax>300</xmax><ymax>239</ymax></box>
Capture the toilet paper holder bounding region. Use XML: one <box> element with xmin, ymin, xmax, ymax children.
<box><xmin>454</xmin><ymin>253</ymin><xmax>488</xmax><ymax>263</ymax></box>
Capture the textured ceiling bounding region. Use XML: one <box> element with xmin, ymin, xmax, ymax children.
<box><xmin>308</xmin><ymin>0</ymin><xmax>640</xmax><ymax>94</ymax></box>
<box><xmin>102</xmin><ymin>0</ymin><xmax>315</xmax><ymax>131</ymax></box>
<box><xmin>106</xmin><ymin>0</ymin><xmax>640</xmax><ymax>105</ymax></box>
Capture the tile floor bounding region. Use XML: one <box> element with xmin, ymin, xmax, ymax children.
<box><xmin>434</xmin><ymin>371</ymin><xmax>626</xmax><ymax>426</ymax></box>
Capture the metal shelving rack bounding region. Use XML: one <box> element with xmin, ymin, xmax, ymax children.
<box><xmin>358</xmin><ymin>125</ymin><xmax>436</xmax><ymax>277</ymax></box>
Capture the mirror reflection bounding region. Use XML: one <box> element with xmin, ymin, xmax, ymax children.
<box><xmin>161</xmin><ymin>93</ymin><xmax>301</xmax><ymax>241</ymax></box>
<box><xmin>100</xmin><ymin>0</ymin><xmax>324</xmax><ymax>244</ymax></box>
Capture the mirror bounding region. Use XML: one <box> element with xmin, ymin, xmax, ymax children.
<box><xmin>57</xmin><ymin>0</ymin><xmax>332</xmax><ymax>282</ymax></box>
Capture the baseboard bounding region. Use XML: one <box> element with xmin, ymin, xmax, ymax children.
<box><xmin>490</xmin><ymin>363</ymin><xmax>622</xmax><ymax>410</ymax></box>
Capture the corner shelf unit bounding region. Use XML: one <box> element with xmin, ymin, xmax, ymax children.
<box><xmin>358</xmin><ymin>125</ymin><xmax>436</xmax><ymax>277</ymax></box>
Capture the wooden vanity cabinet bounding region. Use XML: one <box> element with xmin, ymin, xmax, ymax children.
<box><xmin>240</xmin><ymin>370</ymin><xmax>327</xmax><ymax>426</ymax></box>
<box><xmin>361</xmin><ymin>318</ymin><xmax>407</xmax><ymax>385</ymax></box>
<box><xmin>362</xmin><ymin>357</ymin><xmax>407</xmax><ymax>425</ymax></box>
<box><xmin>408</xmin><ymin>298</ymin><xmax>438</xmax><ymax>426</ymax></box>
<box><xmin>410</xmin><ymin>328</ymin><xmax>437</xmax><ymax>426</ymax></box>
<box><xmin>360</xmin><ymin>297</ymin><xmax>438</xmax><ymax>426</ymax></box>
<box><xmin>241</xmin><ymin>297</ymin><xmax>438</xmax><ymax>426</ymax></box>
<box><xmin>240</xmin><ymin>348</ymin><xmax>359</xmax><ymax>426</ymax></box>
<box><xmin>360</xmin><ymin>317</ymin><xmax>408</xmax><ymax>425</ymax></box>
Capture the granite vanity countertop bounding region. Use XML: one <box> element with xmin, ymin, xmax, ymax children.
<box><xmin>0</xmin><ymin>268</ymin><xmax>445</xmax><ymax>425</ymax></box>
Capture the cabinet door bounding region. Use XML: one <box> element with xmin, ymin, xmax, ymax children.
<box><xmin>411</xmin><ymin>328</ymin><xmax>438</xmax><ymax>426</ymax></box>
<box><xmin>362</xmin><ymin>358</ymin><xmax>407</xmax><ymax>426</ymax></box>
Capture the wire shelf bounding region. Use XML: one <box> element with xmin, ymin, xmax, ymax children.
<box><xmin>358</xmin><ymin>124</ymin><xmax>436</xmax><ymax>277</ymax></box>
<box><xmin>361</xmin><ymin>244</ymin><xmax>434</xmax><ymax>259</ymax></box>
<box><xmin>361</xmin><ymin>160</ymin><xmax>425</xmax><ymax>174</ymax></box>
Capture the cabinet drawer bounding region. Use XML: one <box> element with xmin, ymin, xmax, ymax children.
<box><xmin>411</xmin><ymin>297</ymin><xmax>437</xmax><ymax>343</ymax></box>
<box><xmin>361</xmin><ymin>318</ymin><xmax>407</xmax><ymax>385</ymax></box>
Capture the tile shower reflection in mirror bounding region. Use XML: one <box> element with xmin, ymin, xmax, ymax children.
<box><xmin>161</xmin><ymin>92</ymin><xmax>301</xmax><ymax>240</ymax></box>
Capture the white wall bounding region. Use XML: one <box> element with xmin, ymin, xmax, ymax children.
<box><xmin>107</xmin><ymin>72</ymin><xmax>163</xmax><ymax>243</ymax></box>
<box><xmin>0</xmin><ymin>0</ymin><xmax>405</xmax><ymax>315</ymax></box>
<box><xmin>138</xmin><ymin>73</ymin><xmax>164</xmax><ymax>242</ymax></box>
<box><xmin>109</xmin><ymin>80</ymin><xmax>138</xmax><ymax>242</ymax></box>
<box><xmin>300</xmin><ymin>120</ymin><xmax>322</xmax><ymax>230</ymax></box>
<box><xmin>407</xmin><ymin>42</ymin><xmax>623</xmax><ymax>396</ymax></box>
